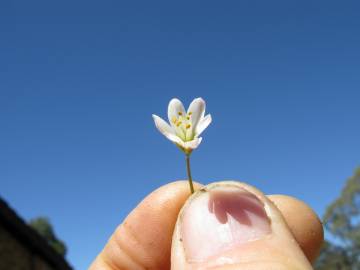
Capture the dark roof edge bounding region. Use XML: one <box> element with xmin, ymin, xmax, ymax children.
<box><xmin>0</xmin><ymin>197</ymin><xmax>73</xmax><ymax>270</ymax></box>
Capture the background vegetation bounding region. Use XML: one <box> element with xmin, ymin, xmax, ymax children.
<box><xmin>29</xmin><ymin>217</ymin><xmax>67</xmax><ymax>257</ymax></box>
<box><xmin>315</xmin><ymin>167</ymin><xmax>360</xmax><ymax>269</ymax></box>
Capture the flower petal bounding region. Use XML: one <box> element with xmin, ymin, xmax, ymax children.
<box><xmin>152</xmin><ymin>114</ymin><xmax>183</xmax><ymax>144</ymax></box>
<box><xmin>184</xmin><ymin>137</ymin><xmax>203</xmax><ymax>150</ymax></box>
<box><xmin>152</xmin><ymin>114</ymin><xmax>174</xmax><ymax>134</ymax></box>
<box><xmin>187</xmin><ymin>98</ymin><xmax>205</xmax><ymax>128</ymax></box>
<box><xmin>195</xmin><ymin>114</ymin><xmax>212</xmax><ymax>136</ymax></box>
<box><xmin>168</xmin><ymin>98</ymin><xmax>186</xmax><ymax>127</ymax></box>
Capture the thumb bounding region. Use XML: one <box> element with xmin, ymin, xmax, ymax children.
<box><xmin>171</xmin><ymin>181</ymin><xmax>313</xmax><ymax>270</ymax></box>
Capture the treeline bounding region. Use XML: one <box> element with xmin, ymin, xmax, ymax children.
<box><xmin>315</xmin><ymin>167</ymin><xmax>360</xmax><ymax>269</ymax></box>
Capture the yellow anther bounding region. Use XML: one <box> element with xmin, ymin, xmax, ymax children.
<box><xmin>186</xmin><ymin>116</ymin><xmax>190</xmax><ymax>120</ymax></box>
<box><xmin>176</xmin><ymin>121</ymin><xmax>182</xmax><ymax>127</ymax></box>
<box><xmin>178</xmin><ymin>111</ymin><xmax>183</xmax><ymax>116</ymax></box>
<box><xmin>188</xmin><ymin>112</ymin><xmax>192</xmax><ymax>115</ymax></box>
<box><xmin>186</xmin><ymin>124</ymin><xmax>191</xmax><ymax>129</ymax></box>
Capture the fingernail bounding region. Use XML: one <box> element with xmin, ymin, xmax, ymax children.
<box><xmin>181</xmin><ymin>186</ymin><xmax>271</xmax><ymax>262</ymax></box>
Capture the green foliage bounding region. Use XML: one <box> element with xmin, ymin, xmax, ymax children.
<box><xmin>314</xmin><ymin>241</ymin><xmax>352</xmax><ymax>270</ymax></box>
<box><xmin>316</xmin><ymin>167</ymin><xmax>360</xmax><ymax>269</ymax></box>
<box><xmin>29</xmin><ymin>217</ymin><xmax>67</xmax><ymax>256</ymax></box>
<box><xmin>324</xmin><ymin>167</ymin><xmax>360</xmax><ymax>244</ymax></box>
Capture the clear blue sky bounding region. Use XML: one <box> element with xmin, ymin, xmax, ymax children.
<box><xmin>1</xmin><ymin>1</ymin><xmax>360</xmax><ymax>269</ymax></box>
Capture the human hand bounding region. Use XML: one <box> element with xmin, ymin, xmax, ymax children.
<box><xmin>89</xmin><ymin>181</ymin><xmax>323</xmax><ymax>270</ymax></box>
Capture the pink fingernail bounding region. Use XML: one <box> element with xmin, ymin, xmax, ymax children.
<box><xmin>181</xmin><ymin>186</ymin><xmax>271</xmax><ymax>262</ymax></box>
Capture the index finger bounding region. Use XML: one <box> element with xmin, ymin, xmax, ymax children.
<box><xmin>89</xmin><ymin>181</ymin><xmax>200</xmax><ymax>270</ymax></box>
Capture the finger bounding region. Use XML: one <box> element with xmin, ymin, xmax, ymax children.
<box><xmin>89</xmin><ymin>181</ymin><xmax>202</xmax><ymax>270</ymax></box>
<box><xmin>89</xmin><ymin>181</ymin><xmax>323</xmax><ymax>270</ymax></box>
<box><xmin>171</xmin><ymin>181</ymin><xmax>317</xmax><ymax>270</ymax></box>
<box><xmin>268</xmin><ymin>194</ymin><xmax>323</xmax><ymax>263</ymax></box>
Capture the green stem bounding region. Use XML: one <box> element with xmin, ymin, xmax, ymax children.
<box><xmin>186</xmin><ymin>154</ymin><xmax>194</xmax><ymax>194</ymax></box>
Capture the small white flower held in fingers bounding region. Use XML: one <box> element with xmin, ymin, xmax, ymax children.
<box><xmin>152</xmin><ymin>97</ymin><xmax>212</xmax><ymax>193</ymax></box>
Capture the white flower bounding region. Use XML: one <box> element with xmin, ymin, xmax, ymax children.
<box><xmin>152</xmin><ymin>97</ymin><xmax>212</xmax><ymax>154</ymax></box>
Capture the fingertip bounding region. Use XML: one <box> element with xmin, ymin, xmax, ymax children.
<box><xmin>90</xmin><ymin>180</ymin><xmax>202</xmax><ymax>270</ymax></box>
<box><xmin>268</xmin><ymin>194</ymin><xmax>324</xmax><ymax>263</ymax></box>
<box><xmin>171</xmin><ymin>181</ymin><xmax>313</xmax><ymax>270</ymax></box>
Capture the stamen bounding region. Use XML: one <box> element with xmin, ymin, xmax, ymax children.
<box><xmin>177</xmin><ymin>121</ymin><xmax>182</xmax><ymax>127</ymax></box>
<box><xmin>186</xmin><ymin>116</ymin><xmax>190</xmax><ymax>120</ymax></box>
<box><xmin>178</xmin><ymin>112</ymin><xmax>183</xmax><ymax>116</ymax></box>
<box><xmin>188</xmin><ymin>112</ymin><xmax>192</xmax><ymax>115</ymax></box>
<box><xmin>186</xmin><ymin>124</ymin><xmax>191</xmax><ymax>129</ymax></box>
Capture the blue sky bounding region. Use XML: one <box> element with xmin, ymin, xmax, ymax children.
<box><xmin>1</xmin><ymin>1</ymin><xmax>360</xmax><ymax>269</ymax></box>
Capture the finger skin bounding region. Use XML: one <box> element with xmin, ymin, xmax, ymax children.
<box><xmin>171</xmin><ymin>181</ymin><xmax>313</xmax><ymax>270</ymax></box>
<box><xmin>89</xmin><ymin>181</ymin><xmax>201</xmax><ymax>270</ymax></box>
<box><xmin>268</xmin><ymin>195</ymin><xmax>324</xmax><ymax>263</ymax></box>
<box><xmin>89</xmin><ymin>181</ymin><xmax>323</xmax><ymax>270</ymax></box>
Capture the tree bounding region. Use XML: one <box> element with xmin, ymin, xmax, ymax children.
<box><xmin>314</xmin><ymin>240</ymin><xmax>352</xmax><ymax>270</ymax></box>
<box><xmin>315</xmin><ymin>167</ymin><xmax>360</xmax><ymax>269</ymax></box>
<box><xmin>29</xmin><ymin>217</ymin><xmax>67</xmax><ymax>256</ymax></box>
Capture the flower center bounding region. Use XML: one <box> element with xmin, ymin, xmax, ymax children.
<box><xmin>172</xmin><ymin>111</ymin><xmax>195</xmax><ymax>141</ymax></box>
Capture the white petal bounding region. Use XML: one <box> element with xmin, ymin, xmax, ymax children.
<box><xmin>152</xmin><ymin>114</ymin><xmax>183</xmax><ymax>145</ymax></box>
<box><xmin>167</xmin><ymin>134</ymin><xmax>184</xmax><ymax>145</ymax></box>
<box><xmin>152</xmin><ymin>114</ymin><xmax>174</xmax><ymax>135</ymax></box>
<box><xmin>176</xmin><ymin>140</ymin><xmax>186</xmax><ymax>149</ymax></box>
<box><xmin>187</xmin><ymin>98</ymin><xmax>205</xmax><ymax>128</ymax></box>
<box><xmin>196</xmin><ymin>114</ymin><xmax>212</xmax><ymax>136</ymax></box>
<box><xmin>184</xmin><ymin>137</ymin><xmax>203</xmax><ymax>150</ymax></box>
<box><xmin>168</xmin><ymin>98</ymin><xmax>186</xmax><ymax>126</ymax></box>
